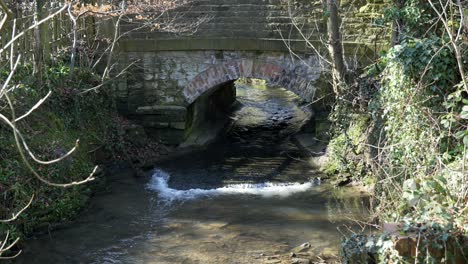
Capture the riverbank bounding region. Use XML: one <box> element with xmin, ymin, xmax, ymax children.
<box><xmin>0</xmin><ymin>65</ymin><xmax>178</xmax><ymax>252</ymax></box>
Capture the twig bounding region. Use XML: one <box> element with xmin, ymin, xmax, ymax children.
<box><xmin>0</xmin><ymin>0</ymin><xmax>13</xmax><ymax>32</ymax></box>
<box><xmin>0</xmin><ymin>194</ymin><xmax>34</xmax><ymax>223</ymax></box>
<box><xmin>80</xmin><ymin>60</ymin><xmax>139</xmax><ymax>94</ymax></box>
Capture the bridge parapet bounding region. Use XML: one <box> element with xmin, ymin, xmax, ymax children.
<box><xmin>118</xmin><ymin>0</ymin><xmax>390</xmax><ymax>51</ymax></box>
<box><xmin>120</xmin><ymin>0</ymin><xmax>319</xmax><ymax>41</ymax></box>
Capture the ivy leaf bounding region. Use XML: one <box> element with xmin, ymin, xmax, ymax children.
<box><xmin>436</xmin><ymin>175</ymin><xmax>447</xmax><ymax>185</ymax></box>
<box><xmin>460</xmin><ymin>109</ymin><xmax>468</xmax><ymax>119</ymax></box>
<box><xmin>432</xmin><ymin>180</ymin><xmax>446</xmax><ymax>195</ymax></box>
<box><xmin>455</xmin><ymin>130</ymin><xmax>465</xmax><ymax>139</ymax></box>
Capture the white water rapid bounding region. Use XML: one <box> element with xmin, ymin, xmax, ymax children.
<box><xmin>147</xmin><ymin>169</ymin><xmax>320</xmax><ymax>203</ymax></box>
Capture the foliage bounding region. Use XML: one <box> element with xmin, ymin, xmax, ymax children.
<box><xmin>0</xmin><ymin>63</ymin><xmax>115</xmax><ymax>245</ymax></box>
<box><xmin>365</xmin><ymin>36</ymin><xmax>466</xmax><ymax>242</ymax></box>
<box><xmin>326</xmin><ymin>1</ymin><xmax>467</xmax><ymax>261</ymax></box>
<box><xmin>326</xmin><ymin>29</ymin><xmax>466</xmax><ymax>225</ymax></box>
<box><xmin>369</xmin><ymin>37</ymin><xmax>459</xmax><ymax>177</ymax></box>
<box><xmin>0</xmin><ymin>61</ymin><xmax>166</xmax><ymax>250</ymax></box>
<box><xmin>376</xmin><ymin>0</ymin><xmax>436</xmax><ymax>40</ymax></box>
<box><xmin>0</xmin><ymin>0</ymin><xmax>192</xmax><ymax>257</ymax></box>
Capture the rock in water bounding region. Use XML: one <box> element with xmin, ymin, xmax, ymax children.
<box><xmin>291</xmin><ymin>242</ymin><xmax>312</xmax><ymax>253</ymax></box>
<box><xmin>291</xmin><ymin>257</ymin><xmax>311</xmax><ymax>264</ymax></box>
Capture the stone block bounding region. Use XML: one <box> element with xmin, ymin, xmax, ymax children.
<box><xmin>136</xmin><ymin>105</ymin><xmax>186</xmax><ymax>113</ymax></box>
<box><xmin>383</xmin><ymin>223</ymin><xmax>467</xmax><ymax>263</ymax></box>
<box><xmin>170</xmin><ymin>122</ymin><xmax>186</xmax><ymax>130</ymax></box>
<box><xmin>136</xmin><ymin>105</ymin><xmax>187</xmax><ymax>122</ymax></box>
<box><xmin>141</xmin><ymin>121</ymin><xmax>169</xmax><ymax>128</ymax></box>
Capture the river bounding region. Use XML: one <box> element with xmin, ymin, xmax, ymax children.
<box><xmin>16</xmin><ymin>81</ymin><xmax>369</xmax><ymax>264</ymax></box>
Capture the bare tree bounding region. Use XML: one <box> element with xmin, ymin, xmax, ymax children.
<box><xmin>281</xmin><ymin>0</ymin><xmax>352</xmax><ymax>99</ymax></box>
<box><xmin>0</xmin><ymin>0</ymin><xmax>209</xmax><ymax>258</ymax></box>
<box><xmin>0</xmin><ymin>2</ymin><xmax>97</xmax><ymax>258</ymax></box>
<box><xmin>326</xmin><ymin>0</ymin><xmax>347</xmax><ymax>94</ymax></box>
<box><xmin>390</xmin><ymin>0</ymin><xmax>405</xmax><ymax>46</ymax></box>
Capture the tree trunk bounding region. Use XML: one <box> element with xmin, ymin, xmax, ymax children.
<box><xmin>33</xmin><ymin>0</ymin><xmax>45</xmax><ymax>85</ymax></box>
<box><xmin>327</xmin><ymin>0</ymin><xmax>346</xmax><ymax>94</ymax></box>
<box><xmin>391</xmin><ymin>0</ymin><xmax>405</xmax><ymax>46</ymax></box>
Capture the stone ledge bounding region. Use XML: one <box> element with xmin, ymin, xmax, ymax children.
<box><xmin>119</xmin><ymin>38</ymin><xmax>382</xmax><ymax>55</ymax></box>
<box><xmin>119</xmin><ymin>38</ymin><xmax>313</xmax><ymax>52</ymax></box>
<box><xmin>136</xmin><ymin>105</ymin><xmax>187</xmax><ymax>115</ymax></box>
<box><xmin>141</xmin><ymin>121</ymin><xmax>186</xmax><ymax>130</ymax></box>
<box><xmin>136</xmin><ymin>105</ymin><xmax>188</xmax><ymax>124</ymax></box>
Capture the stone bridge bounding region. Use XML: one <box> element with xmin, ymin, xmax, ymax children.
<box><xmin>114</xmin><ymin>0</ymin><xmax>389</xmax><ymax>144</ymax></box>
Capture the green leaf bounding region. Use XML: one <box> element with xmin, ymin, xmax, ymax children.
<box><xmin>436</xmin><ymin>175</ymin><xmax>447</xmax><ymax>185</ymax></box>
<box><xmin>455</xmin><ymin>130</ymin><xmax>466</xmax><ymax>139</ymax></box>
<box><xmin>461</xmin><ymin>111</ymin><xmax>468</xmax><ymax>119</ymax></box>
<box><xmin>464</xmin><ymin>136</ymin><xmax>468</xmax><ymax>146</ymax></box>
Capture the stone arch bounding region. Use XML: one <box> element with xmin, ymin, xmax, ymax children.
<box><xmin>183</xmin><ymin>59</ymin><xmax>315</xmax><ymax>104</ymax></box>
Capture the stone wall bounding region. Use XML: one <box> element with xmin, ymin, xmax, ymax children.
<box><xmin>114</xmin><ymin>0</ymin><xmax>392</xmax><ymax>145</ymax></box>
<box><xmin>120</xmin><ymin>0</ymin><xmax>318</xmax><ymax>41</ymax></box>
<box><xmin>120</xmin><ymin>0</ymin><xmax>390</xmax><ymax>46</ymax></box>
<box><xmin>116</xmin><ymin>50</ymin><xmax>321</xmax><ymax>144</ymax></box>
<box><xmin>341</xmin><ymin>0</ymin><xmax>391</xmax><ymax>43</ymax></box>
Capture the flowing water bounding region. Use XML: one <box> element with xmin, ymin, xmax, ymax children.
<box><xmin>16</xmin><ymin>82</ymin><xmax>369</xmax><ymax>264</ymax></box>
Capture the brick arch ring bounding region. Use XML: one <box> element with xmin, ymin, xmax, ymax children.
<box><xmin>183</xmin><ymin>60</ymin><xmax>315</xmax><ymax>104</ymax></box>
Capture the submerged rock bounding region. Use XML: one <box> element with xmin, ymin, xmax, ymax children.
<box><xmin>291</xmin><ymin>257</ymin><xmax>311</xmax><ymax>264</ymax></box>
<box><xmin>291</xmin><ymin>242</ymin><xmax>312</xmax><ymax>253</ymax></box>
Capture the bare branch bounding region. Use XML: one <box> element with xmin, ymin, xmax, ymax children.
<box><xmin>0</xmin><ymin>95</ymin><xmax>97</xmax><ymax>187</ymax></box>
<box><xmin>80</xmin><ymin>60</ymin><xmax>139</xmax><ymax>94</ymax></box>
<box><xmin>68</xmin><ymin>3</ymin><xmax>78</xmax><ymax>77</ymax></box>
<box><xmin>0</xmin><ymin>0</ymin><xmax>13</xmax><ymax>32</ymax></box>
<box><xmin>285</xmin><ymin>1</ymin><xmax>332</xmax><ymax>66</ymax></box>
<box><xmin>15</xmin><ymin>90</ymin><xmax>52</xmax><ymax>122</ymax></box>
<box><xmin>101</xmin><ymin>13</ymin><xmax>123</xmax><ymax>82</ymax></box>
<box><xmin>428</xmin><ymin>0</ymin><xmax>468</xmax><ymax>93</ymax></box>
<box><xmin>0</xmin><ymin>55</ymin><xmax>21</xmax><ymax>99</ymax></box>
<box><xmin>0</xmin><ymin>231</ymin><xmax>21</xmax><ymax>259</ymax></box>
<box><xmin>0</xmin><ymin>194</ymin><xmax>34</xmax><ymax>223</ymax></box>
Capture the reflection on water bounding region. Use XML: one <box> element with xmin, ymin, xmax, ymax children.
<box><xmin>16</xmin><ymin>82</ymin><xmax>369</xmax><ymax>264</ymax></box>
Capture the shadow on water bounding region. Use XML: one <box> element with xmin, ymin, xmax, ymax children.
<box><xmin>159</xmin><ymin>82</ymin><xmax>314</xmax><ymax>190</ymax></box>
<box><xmin>15</xmin><ymin>81</ymin><xmax>371</xmax><ymax>264</ymax></box>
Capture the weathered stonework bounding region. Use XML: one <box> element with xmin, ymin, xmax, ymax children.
<box><xmin>184</xmin><ymin>54</ymin><xmax>321</xmax><ymax>104</ymax></box>
<box><xmin>119</xmin><ymin>50</ymin><xmax>320</xmax><ymax>109</ymax></box>
<box><xmin>116</xmin><ymin>50</ymin><xmax>321</xmax><ymax>144</ymax></box>
<box><xmin>120</xmin><ymin>0</ymin><xmax>390</xmax><ymax>46</ymax></box>
<box><xmin>115</xmin><ymin>0</ymin><xmax>391</xmax><ymax>145</ymax></box>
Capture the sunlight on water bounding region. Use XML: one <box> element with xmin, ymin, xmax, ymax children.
<box><xmin>16</xmin><ymin>81</ymin><xmax>370</xmax><ymax>264</ymax></box>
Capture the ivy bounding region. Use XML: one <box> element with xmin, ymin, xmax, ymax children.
<box><xmin>377</xmin><ymin>0</ymin><xmax>435</xmax><ymax>40</ymax></box>
<box><xmin>334</xmin><ymin>23</ymin><xmax>466</xmax><ymax>263</ymax></box>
